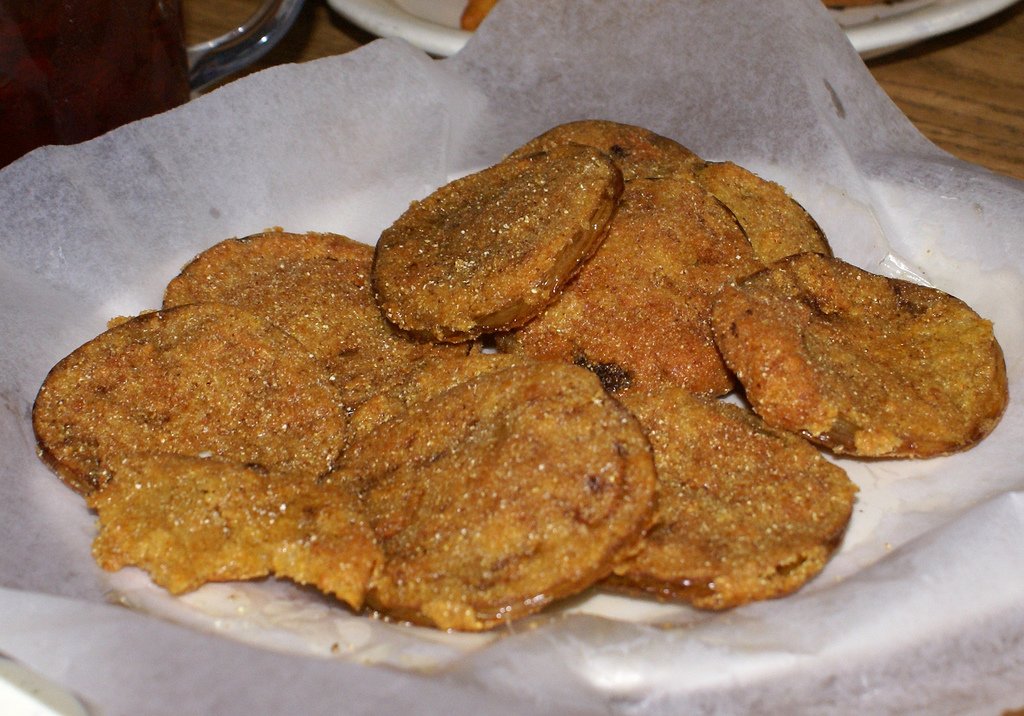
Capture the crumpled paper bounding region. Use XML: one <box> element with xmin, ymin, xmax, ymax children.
<box><xmin>1</xmin><ymin>0</ymin><xmax>1022</xmax><ymax>713</ymax></box>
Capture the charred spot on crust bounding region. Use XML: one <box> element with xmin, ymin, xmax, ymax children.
<box><xmin>772</xmin><ymin>553</ymin><xmax>808</xmax><ymax>578</ymax></box>
<box><xmin>573</xmin><ymin>353</ymin><xmax>632</xmax><ymax>393</ymax></box>
<box><xmin>798</xmin><ymin>293</ymin><xmax>832</xmax><ymax>320</ymax></box>
<box><xmin>608</xmin><ymin>144</ymin><xmax>628</xmax><ymax>159</ymax></box>
<box><xmin>891</xmin><ymin>282</ymin><xmax>928</xmax><ymax>317</ymax></box>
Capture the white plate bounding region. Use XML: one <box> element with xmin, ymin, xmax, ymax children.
<box><xmin>327</xmin><ymin>0</ymin><xmax>1019</xmax><ymax>58</ymax></box>
<box><xmin>327</xmin><ymin>0</ymin><xmax>471</xmax><ymax>57</ymax></box>
<box><xmin>836</xmin><ymin>0</ymin><xmax>1020</xmax><ymax>57</ymax></box>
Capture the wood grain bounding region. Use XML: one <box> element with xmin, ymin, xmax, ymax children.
<box><xmin>185</xmin><ymin>0</ymin><xmax>1024</xmax><ymax>181</ymax></box>
<box><xmin>866</xmin><ymin>3</ymin><xmax>1024</xmax><ymax>180</ymax></box>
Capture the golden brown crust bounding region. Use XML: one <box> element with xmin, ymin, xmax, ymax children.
<box><xmin>32</xmin><ymin>303</ymin><xmax>347</xmax><ymax>495</ymax></box>
<box><xmin>163</xmin><ymin>229</ymin><xmax>469</xmax><ymax>408</ymax></box>
<box><xmin>607</xmin><ymin>389</ymin><xmax>857</xmax><ymax>610</ymax></box>
<box><xmin>330</xmin><ymin>362</ymin><xmax>657</xmax><ymax>631</ymax></box>
<box><xmin>373</xmin><ymin>144</ymin><xmax>623</xmax><ymax>342</ymax></box>
<box><xmin>346</xmin><ymin>352</ymin><xmax>532</xmax><ymax>442</ymax></box>
<box><xmin>88</xmin><ymin>455</ymin><xmax>381</xmax><ymax>609</ymax></box>
<box><xmin>497</xmin><ymin>174</ymin><xmax>762</xmax><ymax>396</ymax></box>
<box><xmin>711</xmin><ymin>253</ymin><xmax>1009</xmax><ymax>457</ymax></box>
<box><xmin>694</xmin><ymin>161</ymin><xmax>832</xmax><ymax>264</ymax></box>
<box><xmin>507</xmin><ymin>119</ymin><xmax>702</xmax><ymax>182</ymax></box>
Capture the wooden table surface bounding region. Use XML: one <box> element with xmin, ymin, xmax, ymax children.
<box><xmin>185</xmin><ymin>0</ymin><xmax>1024</xmax><ymax>181</ymax></box>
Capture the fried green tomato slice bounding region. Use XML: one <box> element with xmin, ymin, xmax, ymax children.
<box><xmin>372</xmin><ymin>144</ymin><xmax>623</xmax><ymax>342</ymax></box>
<box><xmin>346</xmin><ymin>352</ymin><xmax>532</xmax><ymax>443</ymax></box>
<box><xmin>33</xmin><ymin>303</ymin><xmax>347</xmax><ymax>495</ymax></box>
<box><xmin>497</xmin><ymin>175</ymin><xmax>762</xmax><ymax>396</ymax></box>
<box><xmin>694</xmin><ymin>161</ymin><xmax>832</xmax><ymax>264</ymax></box>
<box><xmin>163</xmin><ymin>230</ymin><xmax>470</xmax><ymax>408</ymax></box>
<box><xmin>88</xmin><ymin>454</ymin><xmax>381</xmax><ymax>609</ymax></box>
<box><xmin>606</xmin><ymin>388</ymin><xmax>857</xmax><ymax>610</ymax></box>
<box><xmin>329</xmin><ymin>362</ymin><xmax>656</xmax><ymax>631</ymax></box>
<box><xmin>711</xmin><ymin>253</ymin><xmax>1008</xmax><ymax>457</ymax></box>
<box><xmin>506</xmin><ymin>119</ymin><xmax>702</xmax><ymax>182</ymax></box>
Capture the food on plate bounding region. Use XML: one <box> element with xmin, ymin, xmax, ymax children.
<box><xmin>163</xmin><ymin>229</ymin><xmax>471</xmax><ymax>408</ymax></box>
<box><xmin>373</xmin><ymin>144</ymin><xmax>623</xmax><ymax>343</ymax></box>
<box><xmin>32</xmin><ymin>303</ymin><xmax>347</xmax><ymax>495</ymax></box>
<box><xmin>89</xmin><ymin>454</ymin><xmax>381</xmax><ymax>608</ymax></box>
<box><xmin>460</xmin><ymin>0</ymin><xmax>497</xmax><ymax>30</ymax></box>
<box><xmin>496</xmin><ymin>173</ymin><xmax>761</xmax><ymax>396</ymax></box>
<box><xmin>694</xmin><ymin>161</ymin><xmax>832</xmax><ymax>264</ymax></box>
<box><xmin>347</xmin><ymin>352</ymin><xmax>531</xmax><ymax>441</ymax></box>
<box><xmin>711</xmin><ymin>252</ymin><xmax>1008</xmax><ymax>457</ymax></box>
<box><xmin>461</xmin><ymin>1</ymin><xmax>887</xmax><ymax>31</ymax></box>
<box><xmin>329</xmin><ymin>361</ymin><xmax>656</xmax><ymax>631</ymax></box>
<box><xmin>30</xmin><ymin>119</ymin><xmax>1008</xmax><ymax>633</ymax></box>
<box><xmin>505</xmin><ymin>119</ymin><xmax>701</xmax><ymax>182</ymax></box>
<box><xmin>606</xmin><ymin>388</ymin><xmax>858</xmax><ymax>610</ymax></box>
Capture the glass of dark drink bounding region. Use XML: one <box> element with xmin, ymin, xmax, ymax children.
<box><xmin>0</xmin><ymin>0</ymin><xmax>303</xmax><ymax>168</ymax></box>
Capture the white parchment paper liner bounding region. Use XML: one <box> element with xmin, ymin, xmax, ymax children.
<box><xmin>1</xmin><ymin>1</ymin><xmax>1022</xmax><ymax>713</ymax></box>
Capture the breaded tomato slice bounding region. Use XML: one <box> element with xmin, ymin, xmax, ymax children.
<box><xmin>89</xmin><ymin>454</ymin><xmax>381</xmax><ymax>609</ymax></box>
<box><xmin>497</xmin><ymin>174</ymin><xmax>761</xmax><ymax>396</ymax></box>
<box><xmin>33</xmin><ymin>303</ymin><xmax>347</xmax><ymax>495</ymax></box>
<box><xmin>608</xmin><ymin>388</ymin><xmax>857</xmax><ymax>610</ymax></box>
<box><xmin>346</xmin><ymin>352</ymin><xmax>532</xmax><ymax>443</ymax></box>
<box><xmin>711</xmin><ymin>253</ymin><xmax>1008</xmax><ymax>457</ymax></box>
<box><xmin>373</xmin><ymin>144</ymin><xmax>623</xmax><ymax>342</ymax></box>
<box><xmin>330</xmin><ymin>362</ymin><xmax>656</xmax><ymax>631</ymax></box>
<box><xmin>694</xmin><ymin>161</ymin><xmax>831</xmax><ymax>264</ymax></box>
<box><xmin>507</xmin><ymin>119</ymin><xmax>702</xmax><ymax>182</ymax></box>
<box><xmin>164</xmin><ymin>230</ymin><xmax>472</xmax><ymax>408</ymax></box>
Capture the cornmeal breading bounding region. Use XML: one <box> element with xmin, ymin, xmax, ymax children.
<box><xmin>498</xmin><ymin>174</ymin><xmax>761</xmax><ymax>395</ymax></box>
<box><xmin>33</xmin><ymin>303</ymin><xmax>347</xmax><ymax>495</ymax></box>
<box><xmin>694</xmin><ymin>161</ymin><xmax>831</xmax><ymax>264</ymax></box>
<box><xmin>330</xmin><ymin>362</ymin><xmax>656</xmax><ymax>631</ymax></box>
<box><xmin>346</xmin><ymin>352</ymin><xmax>531</xmax><ymax>442</ymax></box>
<box><xmin>31</xmin><ymin>119</ymin><xmax>1009</xmax><ymax>632</ymax></box>
<box><xmin>373</xmin><ymin>144</ymin><xmax>623</xmax><ymax>342</ymax></box>
<box><xmin>89</xmin><ymin>454</ymin><xmax>381</xmax><ymax>609</ymax></box>
<box><xmin>711</xmin><ymin>252</ymin><xmax>1008</xmax><ymax>457</ymax></box>
<box><xmin>163</xmin><ymin>230</ymin><xmax>471</xmax><ymax>408</ymax></box>
<box><xmin>506</xmin><ymin>119</ymin><xmax>701</xmax><ymax>182</ymax></box>
<box><xmin>608</xmin><ymin>388</ymin><xmax>857</xmax><ymax>610</ymax></box>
